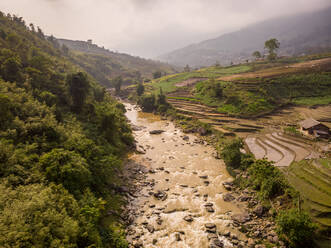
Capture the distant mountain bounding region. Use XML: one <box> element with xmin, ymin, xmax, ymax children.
<box><xmin>158</xmin><ymin>7</ymin><xmax>331</xmax><ymax>67</ymax></box>
<box><xmin>57</xmin><ymin>38</ymin><xmax>178</xmax><ymax>87</ymax></box>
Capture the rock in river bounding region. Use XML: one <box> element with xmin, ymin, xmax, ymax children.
<box><xmin>149</xmin><ymin>130</ymin><xmax>165</xmax><ymax>134</ymax></box>
<box><xmin>153</xmin><ymin>190</ymin><xmax>168</xmax><ymax>201</ymax></box>
<box><xmin>231</xmin><ymin>213</ymin><xmax>251</xmax><ymax>223</ymax></box>
<box><xmin>223</xmin><ymin>193</ymin><xmax>235</xmax><ymax>202</ymax></box>
<box><xmin>183</xmin><ymin>215</ymin><xmax>194</xmax><ymax>222</ymax></box>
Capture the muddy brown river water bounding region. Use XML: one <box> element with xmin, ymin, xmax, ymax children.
<box><xmin>124</xmin><ymin>103</ymin><xmax>250</xmax><ymax>248</ymax></box>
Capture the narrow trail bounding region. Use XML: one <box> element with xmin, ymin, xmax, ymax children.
<box><xmin>123</xmin><ymin>103</ymin><xmax>251</xmax><ymax>248</ymax></box>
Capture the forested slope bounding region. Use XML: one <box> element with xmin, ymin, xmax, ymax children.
<box><xmin>57</xmin><ymin>38</ymin><xmax>178</xmax><ymax>87</ymax></box>
<box><xmin>0</xmin><ymin>12</ymin><xmax>133</xmax><ymax>247</ymax></box>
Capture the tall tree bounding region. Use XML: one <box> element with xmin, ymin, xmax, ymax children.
<box><xmin>264</xmin><ymin>38</ymin><xmax>280</xmax><ymax>61</ymax></box>
<box><xmin>113</xmin><ymin>76</ymin><xmax>122</xmax><ymax>95</ymax></box>
<box><xmin>67</xmin><ymin>72</ymin><xmax>90</xmax><ymax>113</ymax></box>
<box><xmin>184</xmin><ymin>64</ymin><xmax>191</xmax><ymax>72</ymax></box>
<box><xmin>136</xmin><ymin>82</ymin><xmax>145</xmax><ymax>96</ymax></box>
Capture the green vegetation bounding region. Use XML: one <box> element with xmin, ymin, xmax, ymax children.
<box><xmin>276</xmin><ymin>209</ymin><xmax>318</xmax><ymax>248</ymax></box>
<box><xmin>220</xmin><ymin>139</ymin><xmax>320</xmax><ymax>246</ymax></box>
<box><xmin>195</xmin><ymin>71</ymin><xmax>331</xmax><ymax>117</ymax></box>
<box><xmin>220</xmin><ymin>138</ymin><xmax>244</xmax><ymax>169</ymax></box>
<box><xmin>248</xmin><ymin>159</ymin><xmax>289</xmax><ymax>199</ymax></box>
<box><xmin>136</xmin><ymin>82</ymin><xmax>145</xmax><ymax>96</ymax></box>
<box><xmin>144</xmin><ymin>49</ymin><xmax>331</xmax><ymax>118</ymax></box>
<box><xmin>284</xmin><ymin>126</ymin><xmax>302</xmax><ymax>136</ymax></box>
<box><xmin>148</xmin><ymin>64</ymin><xmax>252</xmax><ymax>94</ymax></box>
<box><xmin>292</xmin><ymin>95</ymin><xmax>331</xmax><ymax>106</ymax></box>
<box><xmin>137</xmin><ymin>88</ymin><xmax>171</xmax><ymax>113</ymax></box>
<box><xmin>264</xmin><ymin>38</ymin><xmax>280</xmax><ymax>61</ymax></box>
<box><xmin>0</xmin><ymin>12</ymin><xmax>133</xmax><ymax>247</ymax></box>
<box><xmin>252</xmin><ymin>50</ymin><xmax>262</xmax><ymax>60</ymax></box>
<box><xmin>221</xmin><ymin>139</ymin><xmax>290</xmax><ymax>200</ymax></box>
<box><xmin>57</xmin><ymin>39</ymin><xmax>176</xmax><ymax>88</ymax></box>
<box><xmin>286</xmin><ymin>159</ymin><xmax>331</xmax><ymax>237</ymax></box>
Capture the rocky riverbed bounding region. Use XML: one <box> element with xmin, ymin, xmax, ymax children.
<box><xmin>121</xmin><ymin>103</ymin><xmax>285</xmax><ymax>248</ymax></box>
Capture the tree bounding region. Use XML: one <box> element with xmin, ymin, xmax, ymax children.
<box><xmin>221</xmin><ymin>138</ymin><xmax>243</xmax><ymax>169</ymax></box>
<box><xmin>113</xmin><ymin>76</ymin><xmax>122</xmax><ymax>95</ymax></box>
<box><xmin>0</xmin><ymin>56</ymin><xmax>23</xmax><ymax>83</ymax></box>
<box><xmin>0</xmin><ymin>183</ymin><xmax>80</xmax><ymax>248</ymax></box>
<box><xmin>67</xmin><ymin>72</ymin><xmax>90</xmax><ymax>113</ymax></box>
<box><xmin>0</xmin><ymin>94</ymin><xmax>14</xmax><ymax>129</ymax></box>
<box><xmin>252</xmin><ymin>51</ymin><xmax>262</xmax><ymax>60</ymax></box>
<box><xmin>153</xmin><ymin>71</ymin><xmax>162</xmax><ymax>79</ymax></box>
<box><xmin>138</xmin><ymin>94</ymin><xmax>156</xmax><ymax>112</ymax></box>
<box><xmin>265</xmin><ymin>38</ymin><xmax>280</xmax><ymax>61</ymax></box>
<box><xmin>276</xmin><ymin>209</ymin><xmax>317</xmax><ymax>248</ymax></box>
<box><xmin>29</xmin><ymin>23</ymin><xmax>35</xmax><ymax>32</ymax></box>
<box><xmin>136</xmin><ymin>82</ymin><xmax>145</xmax><ymax>96</ymax></box>
<box><xmin>39</xmin><ymin>148</ymin><xmax>91</xmax><ymax>195</ymax></box>
<box><xmin>184</xmin><ymin>64</ymin><xmax>190</xmax><ymax>72</ymax></box>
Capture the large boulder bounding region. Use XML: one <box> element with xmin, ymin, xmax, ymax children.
<box><xmin>231</xmin><ymin>213</ymin><xmax>251</xmax><ymax>223</ymax></box>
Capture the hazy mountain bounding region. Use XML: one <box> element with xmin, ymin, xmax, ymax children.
<box><xmin>158</xmin><ymin>7</ymin><xmax>331</xmax><ymax>67</ymax></box>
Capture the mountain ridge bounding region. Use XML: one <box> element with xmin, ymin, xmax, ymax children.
<box><xmin>158</xmin><ymin>6</ymin><xmax>331</xmax><ymax>67</ymax></box>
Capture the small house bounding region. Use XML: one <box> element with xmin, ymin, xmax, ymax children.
<box><xmin>299</xmin><ymin>118</ymin><xmax>330</xmax><ymax>139</ymax></box>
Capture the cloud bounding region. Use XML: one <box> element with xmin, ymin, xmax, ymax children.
<box><xmin>0</xmin><ymin>0</ymin><xmax>330</xmax><ymax>58</ymax></box>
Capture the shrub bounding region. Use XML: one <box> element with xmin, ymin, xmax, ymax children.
<box><xmin>248</xmin><ymin>159</ymin><xmax>288</xmax><ymax>199</ymax></box>
<box><xmin>276</xmin><ymin>209</ymin><xmax>317</xmax><ymax>248</ymax></box>
<box><xmin>39</xmin><ymin>148</ymin><xmax>91</xmax><ymax>195</ymax></box>
<box><xmin>138</xmin><ymin>94</ymin><xmax>156</xmax><ymax>112</ymax></box>
<box><xmin>136</xmin><ymin>82</ymin><xmax>144</xmax><ymax>96</ymax></box>
<box><xmin>0</xmin><ymin>183</ymin><xmax>80</xmax><ymax>248</ymax></box>
<box><xmin>221</xmin><ymin>138</ymin><xmax>243</xmax><ymax>169</ymax></box>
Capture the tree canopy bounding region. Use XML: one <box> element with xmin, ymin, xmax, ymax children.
<box><xmin>264</xmin><ymin>38</ymin><xmax>280</xmax><ymax>61</ymax></box>
<box><xmin>0</xmin><ymin>12</ymin><xmax>132</xmax><ymax>248</ymax></box>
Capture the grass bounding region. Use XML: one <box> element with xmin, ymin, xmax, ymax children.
<box><xmin>167</xmin><ymin>96</ymin><xmax>201</xmax><ymax>103</ymax></box>
<box><xmin>144</xmin><ymin>53</ymin><xmax>331</xmax><ymax>118</ymax></box>
<box><xmin>197</xmin><ymin>64</ymin><xmax>252</xmax><ymax>75</ymax></box>
<box><xmin>148</xmin><ymin>64</ymin><xmax>252</xmax><ymax>94</ymax></box>
<box><xmin>292</xmin><ymin>96</ymin><xmax>331</xmax><ymax>106</ymax></box>
<box><xmin>319</xmin><ymin>159</ymin><xmax>331</xmax><ymax>170</ymax></box>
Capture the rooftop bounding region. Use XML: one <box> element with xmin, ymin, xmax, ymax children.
<box><xmin>299</xmin><ymin>118</ymin><xmax>320</xmax><ymax>129</ymax></box>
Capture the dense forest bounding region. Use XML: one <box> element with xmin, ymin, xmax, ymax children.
<box><xmin>0</xmin><ymin>12</ymin><xmax>133</xmax><ymax>247</ymax></box>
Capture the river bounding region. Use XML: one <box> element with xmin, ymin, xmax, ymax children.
<box><xmin>123</xmin><ymin>103</ymin><xmax>251</xmax><ymax>248</ymax></box>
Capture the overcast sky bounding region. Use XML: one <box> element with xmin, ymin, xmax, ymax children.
<box><xmin>0</xmin><ymin>0</ymin><xmax>330</xmax><ymax>58</ymax></box>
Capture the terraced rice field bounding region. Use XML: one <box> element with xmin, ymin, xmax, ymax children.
<box><xmin>245</xmin><ymin>132</ymin><xmax>313</xmax><ymax>167</ymax></box>
<box><xmin>286</xmin><ymin>159</ymin><xmax>331</xmax><ymax>234</ymax></box>
<box><xmin>167</xmin><ymin>98</ymin><xmax>265</xmax><ymax>136</ymax></box>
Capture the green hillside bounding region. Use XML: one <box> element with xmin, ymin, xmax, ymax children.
<box><xmin>57</xmin><ymin>38</ymin><xmax>178</xmax><ymax>87</ymax></box>
<box><xmin>147</xmin><ymin>54</ymin><xmax>331</xmax><ymax>117</ymax></box>
<box><xmin>0</xmin><ymin>12</ymin><xmax>133</xmax><ymax>247</ymax></box>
